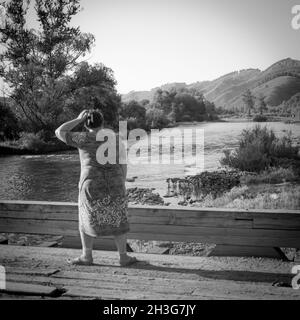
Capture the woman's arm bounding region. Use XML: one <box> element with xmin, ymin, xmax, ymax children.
<box><xmin>55</xmin><ymin>110</ymin><xmax>88</xmax><ymax>143</ymax></box>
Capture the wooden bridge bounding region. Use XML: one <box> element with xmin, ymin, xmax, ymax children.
<box><xmin>0</xmin><ymin>200</ymin><xmax>300</xmax><ymax>299</ymax></box>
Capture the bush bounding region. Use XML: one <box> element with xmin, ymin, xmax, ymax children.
<box><xmin>195</xmin><ymin>185</ymin><xmax>300</xmax><ymax>210</ymax></box>
<box><xmin>181</xmin><ymin>115</ymin><xmax>192</xmax><ymax>122</ymax></box>
<box><xmin>253</xmin><ymin>115</ymin><xmax>267</xmax><ymax>122</ymax></box>
<box><xmin>241</xmin><ymin>167</ymin><xmax>298</xmax><ymax>185</ymax></box>
<box><xmin>146</xmin><ymin>109</ymin><xmax>170</xmax><ymax>129</ymax></box>
<box><xmin>0</xmin><ymin>102</ymin><xmax>20</xmax><ymax>141</ymax></box>
<box><xmin>18</xmin><ymin>132</ymin><xmax>48</xmax><ymax>152</ymax></box>
<box><xmin>221</xmin><ymin>125</ymin><xmax>299</xmax><ymax>172</ymax></box>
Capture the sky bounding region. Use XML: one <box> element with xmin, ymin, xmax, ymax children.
<box><xmin>2</xmin><ymin>0</ymin><xmax>300</xmax><ymax>94</ymax></box>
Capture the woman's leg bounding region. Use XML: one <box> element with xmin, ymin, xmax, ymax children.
<box><xmin>79</xmin><ymin>228</ymin><xmax>94</xmax><ymax>262</ymax></box>
<box><xmin>114</xmin><ymin>233</ymin><xmax>137</xmax><ymax>266</ymax></box>
<box><xmin>69</xmin><ymin>228</ymin><xmax>94</xmax><ymax>265</ymax></box>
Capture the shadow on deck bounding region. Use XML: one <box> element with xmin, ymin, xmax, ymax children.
<box><xmin>0</xmin><ymin>245</ymin><xmax>299</xmax><ymax>300</ymax></box>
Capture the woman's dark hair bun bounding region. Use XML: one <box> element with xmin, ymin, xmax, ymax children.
<box><xmin>85</xmin><ymin>109</ymin><xmax>104</xmax><ymax>129</ymax></box>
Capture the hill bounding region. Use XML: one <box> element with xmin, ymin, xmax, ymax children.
<box><xmin>122</xmin><ymin>58</ymin><xmax>300</xmax><ymax>112</ymax></box>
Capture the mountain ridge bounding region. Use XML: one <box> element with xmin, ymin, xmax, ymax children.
<box><xmin>122</xmin><ymin>58</ymin><xmax>300</xmax><ymax>111</ymax></box>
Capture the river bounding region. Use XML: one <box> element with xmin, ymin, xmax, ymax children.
<box><xmin>0</xmin><ymin>121</ymin><xmax>299</xmax><ymax>202</ymax></box>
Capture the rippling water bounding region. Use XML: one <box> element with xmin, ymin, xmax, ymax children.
<box><xmin>0</xmin><ymin>121</ymin><xmax>299</xmax><ymax>202</ymax></box>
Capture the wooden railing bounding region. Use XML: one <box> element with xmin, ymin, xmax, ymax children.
<box><xmin>0</xmin><ymin>200</ymin><xmax>300</xmax><ymax>259</ymax></box>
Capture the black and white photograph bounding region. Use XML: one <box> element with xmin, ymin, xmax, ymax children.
<box><xmin>0</xmin><ymin>0</ymin><xmax>300</xmax><ymax>304</ymax></box>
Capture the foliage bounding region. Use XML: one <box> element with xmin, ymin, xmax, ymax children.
<box><xmin>193</xmin><ymin>185</ymin><xmax>300</xmax><ymax>210</ymax></box>
<box><xmin>241</xmin><ymin>167</ymin><xmax>298</xmax><ymax>184</ymax></box>
<box><xmin>256</xmin><ymin>94</ymin><xmax>267</xmax><ymax>115</ymax></box>
<box><xmin>65</xmin><ymin>62</ymin><xmax>120</xmax><ymax>129</ymax></box>
<box><xmin>221</xmin><ymin>125</ymin><xmax>299</xmax><ymax>172</ymax></box>
<box><xmin>242</xmin><ymin>89</ymin><xmax>255</xmax><ymax>116</ymax></box>
<box><xmin>17</xmin><ymin>132</ymin><xmax>48</xmax><ymax>152</ymax></box>
<box><xmin>0</xmin><ymin>0</ymin><xmax>95</xmax><ymax>132</ymax></box>
<box><xmin>253</xmin><ymin>114</ymin><xmax>268</xmax><ymax>122</ymax></box>
<box><xmin>120</xmin><ymin>100</ymin><xmax>146</xmax><ymax>130</ymax></box>
<box><xmin>146</xmin><ymin>108</ymin><xmax>170</xmax><ymax>129</ymax></box>
<box><xmin>0</xmin><ymin>101</ymin><xmax>20</xmax><ymax>140</ymax></box>
<box><xmin>147</xmin><ymin>87</ymin><xmax>216</xmax><ymax>124</ymax></box>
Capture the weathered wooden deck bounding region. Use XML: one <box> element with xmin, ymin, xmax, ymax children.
<box><xmin>1</xmin><ymin>245</ymin><xmax>300</xmax><ymax>300</ymax></box>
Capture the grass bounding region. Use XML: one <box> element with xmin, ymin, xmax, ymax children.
<box><xmin>241</xmin><ymin>167</ymin><xmax>299</xmax><ymax>185</ymax></box>
<box><xmin>192</xmin><ymin>184</ymin><xmax>300</xmax><ymax>210</ymax></box>
<box><xmin>0</xmin><ymin>136</ymin><xmax>72</xmax><ymax>155</ymax></box>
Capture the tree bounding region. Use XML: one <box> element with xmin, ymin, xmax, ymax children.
<box><xmin>146</xmin><ymin>108</ymin><xmax>170</xmax><ymax>129</ymax></box>
<box><xmin>0</xmin><ymin>0</ymin><xmax>95</xmax><ymax>133</ymax></box>
<box><xmin>256</xmin><ymin>94</ymin><xmax>267</xmax><ymax>115</ymax></box>
<box><xmin>174</xmin><ymin>92</ymin><xmax>206</xmax><ymax>121</ymax></box>
<box><xmin>242</xmin><ymin>89</ymin><xmax>255</xmax><ymax>116</ymax></box>
<box><xmin>120</xmin><ymin>100</ymin><xmax>146</xmax><ymax>129</ymax></box>
<box><xmin>0</xmin><ymin>100</ymin><xmax>20</xmax><ymax>140</ymax></box>
<box><xmin>65</xmin><ymin>62</ymin><xmax>120</xmax><ymax>129</ymax></box>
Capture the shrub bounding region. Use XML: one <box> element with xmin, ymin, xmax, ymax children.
<box><xmin>18</xmin><ymin>132</ymin><xmax>48</xmax><ymax>152</ymax></box>
<box><xmin>241</xmin><ymin>167</ymin><xmax>298</xmax><ymax>185</ymax></box>
<box><xmin>221</xmin><ymin>125</ymin><xmax>299</xmax><ymax>172</ymax></box>
<box><xmin>253</xmin><ymin>115</ymin><xmax>267</xmax><ymax>122</ymax></box>
<box><xmin>182</xmin><ymin>115</ymin><xmax>192</xmax><ymax>122</ymax></box>
<box><xmin>146</xmin><ymin>109</ymin><xmax>170</xmax><ymax>129</ymax></box>
<box><xmin>192</xmin><ymin>185</ymin><xmax>300</xmax><ymax>210</ymax></box>
<box><xmin>0</xmin><ymin>102</ymin><xmax>20</xmax><ymax>141</ymax></box>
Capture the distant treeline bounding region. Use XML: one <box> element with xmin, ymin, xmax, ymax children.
<box><xmin>120</xmin><ymin>87</ymin><xmax>219</xmax><ymax>131</ymax></box>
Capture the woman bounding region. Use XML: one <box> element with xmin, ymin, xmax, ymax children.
<box><xmin>55</xmin><ymin>109</ymin><xmax>137</xmax><ymax>267</ymax></box>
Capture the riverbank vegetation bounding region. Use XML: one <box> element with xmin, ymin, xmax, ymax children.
<box><xmin>164</xmin><ymin>126</ymin><xmax>300</xmax><ymax>210</ymax></box>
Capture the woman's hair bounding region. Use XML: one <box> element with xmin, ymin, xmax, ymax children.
<box><xmin>85</xmin><ymin>109</ymin><xmax>104</xmax><ymax>129</ymax></box>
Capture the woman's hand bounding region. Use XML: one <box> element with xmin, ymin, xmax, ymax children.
<box><xmin>77</xmin><ymin>110</ymin><xmax>89</xmax><ymax>121</ymax></box>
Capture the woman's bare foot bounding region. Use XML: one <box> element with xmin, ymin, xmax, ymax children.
<box><xmin>68</xmin><ymin>256</ymin><xmax>93</xmax><ymax>266</ymax></box>
<box><xmin>119</xmin><ymin>255</ymin><xmax>138</xmax><ymax>267</ymax></box>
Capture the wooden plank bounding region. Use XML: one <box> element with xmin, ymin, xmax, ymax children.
<box><xmin>1</xmin><ymin>245</ymin><xmax>296</xmax><ymax>276</ymax></box>
<box><xmin>6</xmin><ymin>271</ymin><xmax>300</xmax><ymax>300</ymax></box>
<box><xmin>51</xmin><ymin>268</ymin><xmax>293</xmax><ymax>285</ymax></box>
<box><xmin>1</xmin><ymin>217</ymin><xmax>299</xmax><ymax>247</ymax></box>
<box><xmin>128</xmin><ymin>223</ymin><xmax>300</xmax><ymax>241</ymax></box>
<box><xmin>62</xmin><ymin>236</ymin><xmax>134</xmax><ymax>252</ymax></box>
<box><xmin>0</xmin><ymin>200</ymin><xmax>300</xmax><ymax>253</ymax></box>
<box><xmin>130</xmin><ymin>215</ymin><xmax>253</xmax><ymax>228</ymax></box>
<box><xmin>127</xmin><ymin>232</ymin><xmax>300</xmax><ymax>247</ymax></box>
<box><xmin>253</xmin><ymin>217</ymin><xmax>300</xmax><ymax>230</ymax></box>
<box><xmin>0</xmin><ymin>201</ymin><xmax>76</xmax><ymax>213</ymax></box>
<box><xmin>1</xmin><ymin>217</ymin><xmax>300</xmax><ymax>245</ymax></box>
<box><xmin>147</xmin><ymin>246</ymin><xmax>170</xmax><ymax>254</ymax></box>
<box><xmin>63</xmin><ymin>286</ymin><xmax>193</xmax><ymax>300</ymax></box>
<box><xmin>6</xmin><ymin>268</ymin><xmax>60</xmax><ymax>277</ymax></box>
<box><xmin>36</xmin><ymin>241</ymin><xmax>59</xmax><ymax>248</ymax></box>
<box><xmin>6</xmin><ymin>273</ymin><xmax>196</xmax><ymax>296</ymax></box>
<box><xmin>209</xmin><ymin>245</ymin><xmax>288</xmax><ymax>260</ymax></box>
<box><xmin>0</xmin><ymin>218</ymin><xmax>78</xmax><ymax>236</ymax></box>
<box><xmin>1</xmin><ymin>200</ymin><xmax>300</xmax><ymax>218</ymax></box>
<box><xmin>1</xmin><ymin>281</ymin><xmax>59</xmax><ymax>297</ymax></box>
<box><xmin>0</xmin><ymin>211</ymin><xmax>254</xmax><ymax>228</ymax></box>
<box><xmin>0</xmin><ymin>210</ymin><xmax>78</xmax><ymax>221</ymax></box>
<box><xmin>62</xmin><ymin>236</ymin><xmax>116</xmax><ymax>251</ymax></box>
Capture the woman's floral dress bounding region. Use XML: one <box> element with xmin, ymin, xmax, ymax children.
<box><xmin>65</xmin><ymin>131</ymin><xmax>129</xmax><ymax>237</ymax></box>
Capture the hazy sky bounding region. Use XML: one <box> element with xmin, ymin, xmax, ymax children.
<box><xmin>2</xmin><ymin>0</ymin><xmax>300</xmax><ymax>94</ymax></box>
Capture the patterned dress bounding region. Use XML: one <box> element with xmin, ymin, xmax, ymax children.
<box><xmin>65</xmin><ymin>131</ymin><xmax>130</xmax><ymax>237</ymax></box>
